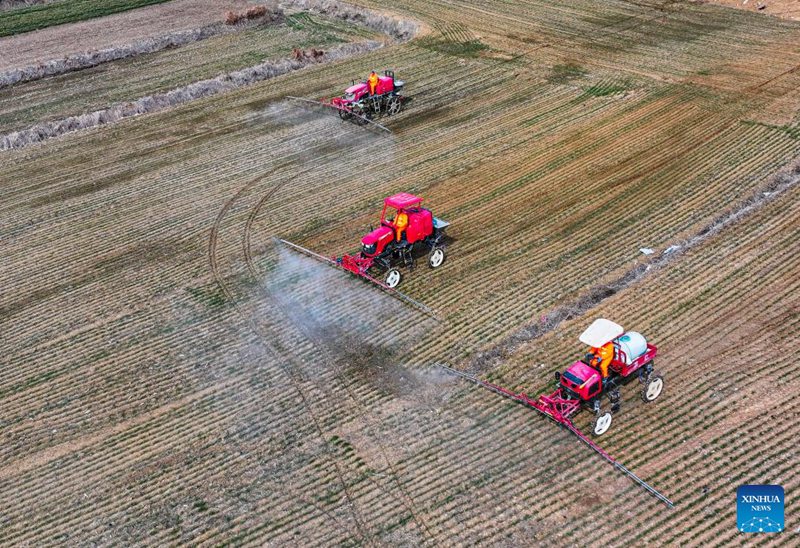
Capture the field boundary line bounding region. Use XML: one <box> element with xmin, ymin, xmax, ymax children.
<box><xmin>0</xmin><ymin>15</ymin><xmax>282</xmax><ymax>89</ymax></box>
<box><xmin>749</xmin><ymin>62</ymin><xmax>800</xmax><ymax>91</ymax></box>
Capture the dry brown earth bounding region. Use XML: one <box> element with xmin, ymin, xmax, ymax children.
<box><xmin>0</xmin><ymin>0</ymin><xmax>256</xmax><ymax>71</ymax></box>
<box><xmin>707</xmin><ymin>0</ymin><xmax>800</xmax><ymax>20</ymax></box>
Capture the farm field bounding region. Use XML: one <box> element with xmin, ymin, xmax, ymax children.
<box><xmin>0</xmin><ymin>0</ymin><xmax>174</xmax><ymax>37</ymax></box>
<box><xmin>709</xmin><ymin>0</ymin><xmax>800</xmax><ymax>21</ymax></box>
<box><xmin>0</xmin><ymin>13</ymin><xmax>376</xmax><ymax>134</ymax></box>
<box><xmin>0</xmin><ymin>0</ymin><xmax>259</xmax><ymax>70</ymax></box>
<box><xmin>0</xmin><ymin>0</ymin><xmax>798</xmax><ymax>545</ymax></box>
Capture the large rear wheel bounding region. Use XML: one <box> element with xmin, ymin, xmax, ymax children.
<box><xmin>428</xmin><ymin>247</ymin><xmax>445</xmax><ymax>268</ymax></box>
<box><xmin>387</xmin><ymin>96</ymin><xmax>403</xmax><ymax>116</ymax></box>
<box><xmin>384</xmin><ymin>269</ymin><xmax>402</xmax><ymax>288</ymax></box>
<box><xmin>592</xmin><ymin>412</ymin><xmax>613</xmax><ymax>436</ymax></box>
<box><xmin>642</xmin><ymin>375</ymin><xmax>664</xmax><ymax>402</ymax></box>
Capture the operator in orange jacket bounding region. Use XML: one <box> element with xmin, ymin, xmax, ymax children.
<box><xmin>368</xmin><ymin>71</ymin><xmax>380</xmax><ymax>96</ymax></box>
<box><xmin>393</xmin><ymin>210</ymin><xmax>409</xmax><ymax>242</ymax></box>
<box><xmin>588</xmin><ymin>341</ymin><xmax>615</xmax><ymax>378</ymax></box>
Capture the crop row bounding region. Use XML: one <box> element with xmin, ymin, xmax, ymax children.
<box><xmin>488</xmin><ymin>184</ymin><xmax>800</xmax><ymax>543</ymax></box>
<box><xmin>0</xmin><ymin>18</ymin><xmax>366</xmax><ymax>135</ymax></box>
<box><xmin>3</xmin><ymin>2</ymin><xmax>800</xmax><ymax>542</ymax></box>
<box><xmin>0</xmin><ymin>0</ymin><xmax>170</xmax><ymax>37</ymax></box>
<box><xmin>377</xmin><ymin>0</ymin><xmax>800</xmax><ymax>84</ymax></box>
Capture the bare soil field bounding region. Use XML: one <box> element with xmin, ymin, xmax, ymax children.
<box><xmin>0</xmin><ymin>0</ymin><xmax>257</xmax><ymax>71</ymax></box>
<box><xmin>707</xmin><ymin>0</ymin><xmax>800</xmax><ymax>21</ymax></box>
<box><xmin>0</xmin><ymin>0</ymin><xmax>798</xmax><ymax>544</ymax></box>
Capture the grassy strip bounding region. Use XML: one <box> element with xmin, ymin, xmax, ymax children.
<box><xmin>0</xmin><ymin>0</ymin><xmax>170</xmax><ymax>37</ymax></box>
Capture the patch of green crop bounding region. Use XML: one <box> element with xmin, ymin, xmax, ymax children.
<box><xmin>193</xmin><ymin>500</ymin><xmax>209</xmax><ymax>512</ymax></box>
<box><xmin>417</xmin><ymin>37</ymin><xmax>489</xmax><ymax>58</ymax></box>
<box><xmin>285</xmin><ymin>12</ymin><xmax>371</xmax><ymax>43</ymax></box>
<box><xmin>185</xmin><ymin>285</ymin><xmax>227</xmax><ymax>308</ymax></box>
<box><xmin>582</xmin><ymin>81</ymin><xmax>629</xmax><ymax>98</ymax></box>
<box><xmin>285</xmin><ymin>12</ymin><xmax>315</xmax><ymax>31</ymax></box>
<box><xmin>0</xmin><ymin>0</ymin><xmax>172</xmax><ymax>37</ymax></box>
<box><xmin>548</xmin><ymin>63</ymin><xmax>587</xmax><ymax>84</ymax></box>
<box><xmin>741</xmin><ymin>120</ymin><xmax>800</xmax><ymax>140</ymax></box>
<box><xmin>238</xmin><ymin>51</ymin><xmax>270</xmax><ymax>66</ymax></box>
<box><xmin>0</xmin><ymin>368</ymin><xmax>63</xmax><ymax>398</ymax></box>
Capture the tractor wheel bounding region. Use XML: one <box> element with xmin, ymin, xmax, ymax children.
<box><xmin>351</xmin><ymin>105</ymin><xmax>370</xmax><ymax>125</ymax></box>
<box><xmin>338</xmin><ymin>109</ymin><xmax>351</xmax><ymax>121</ymax></box>
<box><xmin>642</xmin><ymin>375</ymin><xmax>664</xmax><ymax>402</ymax></box>
<box><xmin>384</xmin><ymin>269</ymin><xmax>402</xmax><ymax>288</ymax></box>
<box><xmin>592</xmin><ymin>412</ymin><xmax>613</xmax><ymax>436</ymax></box>
<box><xmin>428</xmin><ymin>247</ymin><xmax>446</xmax><ymax>269</ymax></box>
<box><xmin>387</xmin><ymin>96</ymin><xmax>403</xmax><ymax>116</ymax></box>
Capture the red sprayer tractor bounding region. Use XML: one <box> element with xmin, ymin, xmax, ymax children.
<box><xmin>555</xmin><ymin>318</ymin><xmax>664</xmax><ymax>435</ymax></box>
<box><xmin>332</xmin><ymin>70</ymin><xmax>406</xmax><ymax>123</ymax></box>
<box><xmin>279</xmin><ymin>193</ymin><xmax>448</xmax><ymax>316</ymax></box>
<box><xmin>288</xmin><ymin>70</ymin><xmax>407</xmax><ymax>130</ymax></box>
<box><xmin>440</xmin><ymin>318</ymin><xmax>673</xmax><ymax>507</ymax></box>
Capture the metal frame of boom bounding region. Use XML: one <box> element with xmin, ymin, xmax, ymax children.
<box><xmin>438</xmin><ymin>363</ymin><xmax>674</xmax><ymax>508</ymax></box>
<box><xmin>276</xmin><ymin>238</ymin><xmax>438</xmax><ymax>320</ymax></box>
<box><xmin>286</xmin><ymin>96</ymin><xmax>391</xmax><ymax>132</ymax></box>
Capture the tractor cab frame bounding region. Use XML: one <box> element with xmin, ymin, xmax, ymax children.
<box><xmin>379</xmin><ymin>193</ymin><xmax>435</xmax><ymax>246</ymax></box>
<box><xmin>381</xmin><ymin>192</ymin><xmax>421</xmax><ymax>222</ymax></box>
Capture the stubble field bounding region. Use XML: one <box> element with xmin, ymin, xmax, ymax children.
<box><xmin>1</xmin><ymin>0</ymin><xmax>798</xmax><ymax>544</ymax></box>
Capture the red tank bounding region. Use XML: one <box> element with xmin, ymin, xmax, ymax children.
<box><xmin>375</xmin><ymin>75</ymin><xmax>394</xmax><ymax>95</ymax></box>
<box><xmin>404</xmin><ymin>208</ymin><xmax>433</xmax><ymax>243</ymax></box>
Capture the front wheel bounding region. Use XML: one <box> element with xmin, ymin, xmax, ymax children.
<box><xmin>384</xmin><ymin>269</ymin><xmax>402</xmax><ymax>288</ymax></box>
<box><xmin>592</xmin><ymin>412</ymin><xmax>613</xmax><ymax>436</ymax></box>
<box><xmin>351</xmin><ymin>104</ymin><xmax>370</xmax><ymax>125</ymax></box>
<box><xmin>428</xmin><ymin>247</ymin><xmax>446</xmax><ymax>268</ymax></box>
<box><xmin>642</xmin><ymin>375</ymin><xmax>664</xmax><ymax>402</ymax></box>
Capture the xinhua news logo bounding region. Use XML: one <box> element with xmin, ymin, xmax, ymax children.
<box><xmin>737</xmin><ymin>485</ymin><xmax>784</xmax><ymax>533</ymax></box>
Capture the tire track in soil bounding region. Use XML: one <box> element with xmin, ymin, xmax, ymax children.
<box><xmin>208</xmin><ymin>173</ymin><xmax>374</xmax><ymax>546</ymax></box>
<box><xmin>242</xmin><ymin>182</ymin><xmax>437</xmax><ymax>544</ymax></box>
<box><xmin>749</xmin><ymin>62</ymin><xmax>800</xmax><ymax>91</ymax></box>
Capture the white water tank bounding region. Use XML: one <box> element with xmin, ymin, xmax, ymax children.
<box><xmin>616</xmin><ymin>332</ymin><xmax>647</xmax><ymax>364</ymax></box>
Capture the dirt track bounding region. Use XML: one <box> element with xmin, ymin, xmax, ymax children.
<box><xmin>0</xmin><ymin>0</ymin><xmax>256</xmax><ymax>71</ymax></box>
